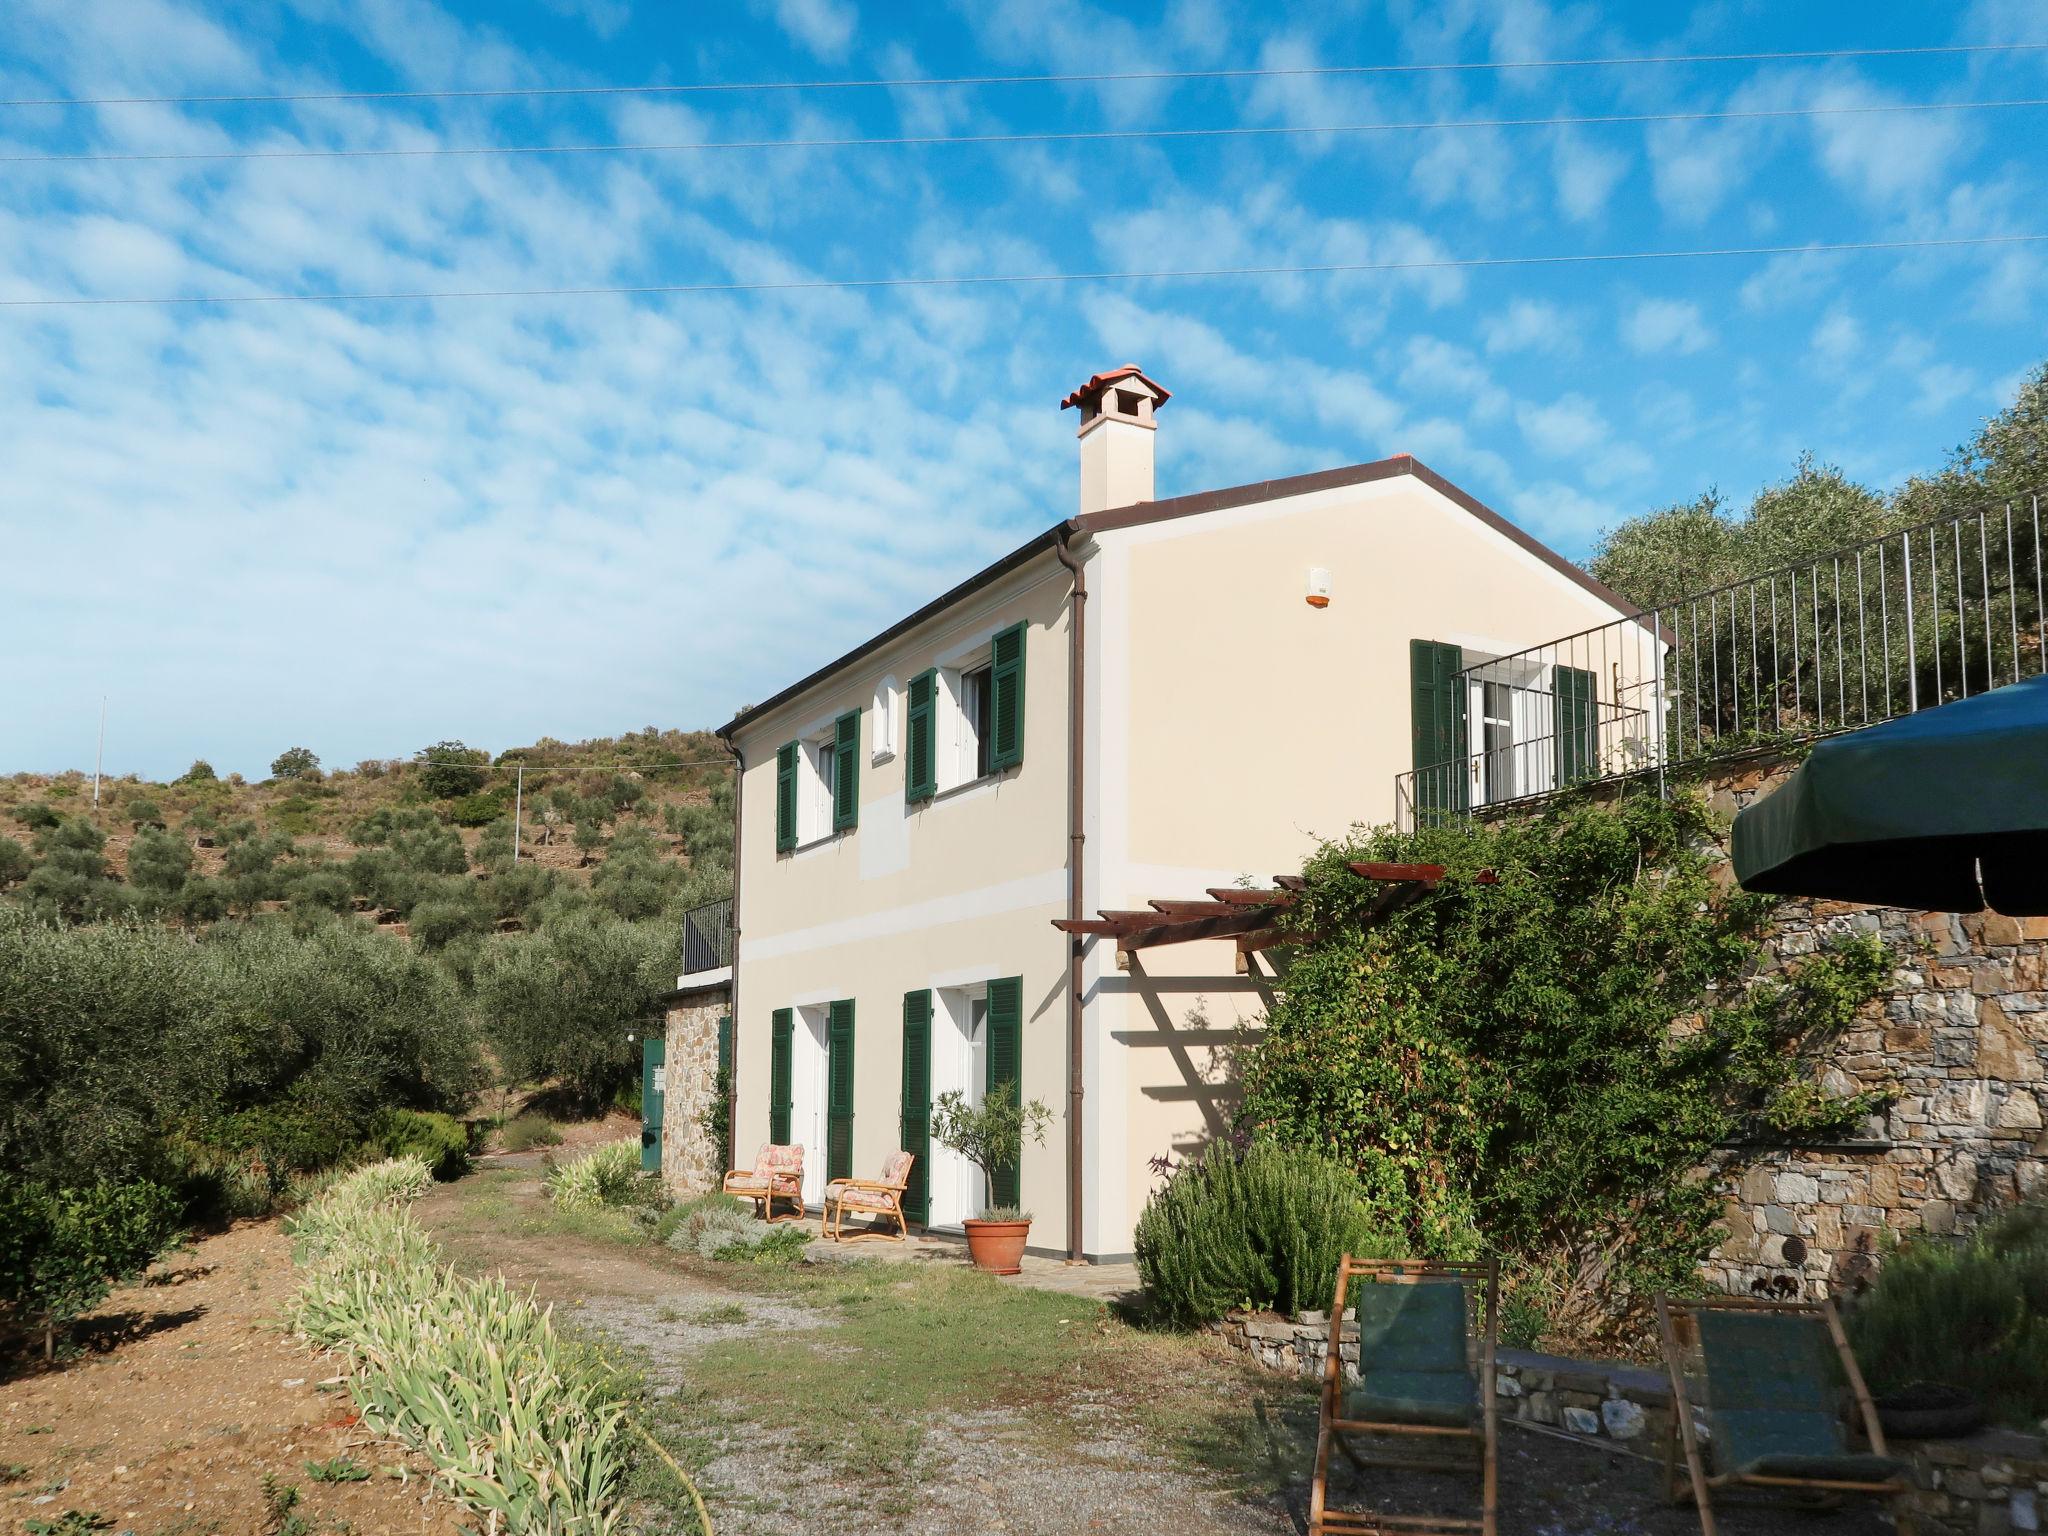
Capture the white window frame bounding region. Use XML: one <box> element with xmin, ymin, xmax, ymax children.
<box><xmin>936</xmin><ymin>642</ymin><xmax>995</xmax><ymax>796</ymax></box>
<box><xmin>791</xmin><ymin>722</ymin><xmax>840</xmax><ymax>848</ymax></box>
<box><xmin>928</xmin><ymin>982</ymin><xmax>989</xmax><ymax>1228</ymax></box>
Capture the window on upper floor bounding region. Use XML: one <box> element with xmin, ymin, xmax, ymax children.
<box><xmin>904</xmin><ymin>620</ymin><xmax>1026</xmax><ymax>806</ymax></box>
<box><xmin>775</xmin><ymin>709</ymin><xmax>860</xmax><ymax>853</ymax></box>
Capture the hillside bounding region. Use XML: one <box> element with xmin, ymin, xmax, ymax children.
<box><xmin>0</xmin><ymin>726</ymin><xmax>734</xmax><ymax>938</ymax></box>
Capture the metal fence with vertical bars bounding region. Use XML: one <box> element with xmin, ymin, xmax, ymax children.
<box><xmin>1396</xmin><ymin>489</ymin><xmax>2047</xmax><ymax>830</ymax></box>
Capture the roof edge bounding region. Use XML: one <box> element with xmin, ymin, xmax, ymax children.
<box><xmin>1079</xmin><ymin>453</ymin><xmax>1650</xmax><ymax>629</ymax></box>
<box><xmin>719</xmin><ymin>521</ymin><xmax>1078</xmax><ymax>739</ymax></box>
<box><xmin>720</xmin><ymin>453</ymin><xmax>1656</xmax><ymax>740</ymax></box>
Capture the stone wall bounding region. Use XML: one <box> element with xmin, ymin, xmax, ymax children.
<box><xmin>1694</xmin><ymin>756</ymin><xmax>2048</xmax><ymax>1297</ymax></box>
<box><xmin>659</xmin><ymin>986</ymin><xmax>728</xmax><ymax>1197</ymax></box>
<box><xmin>1211</xmin><ymin>1308</ymin><xmax>2048</xmax><ymax>1535</ymax></box>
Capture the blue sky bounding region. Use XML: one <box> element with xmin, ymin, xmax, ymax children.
<box><xmin>3</xmin><ymin>0</ymin><xmax>2044</xmax><ymax>780</ymax></box>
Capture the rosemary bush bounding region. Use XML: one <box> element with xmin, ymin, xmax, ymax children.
<box><xmin>1134</xmin><ymin>1140</ymin><xmax>1397</xmax><ymax>1327</ymax></box>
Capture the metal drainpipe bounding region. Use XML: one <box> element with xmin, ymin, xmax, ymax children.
<box><xmin>1053</xmin><ymin>527</ymin><xmax>1088</xmax><ymax>1263</ymax></box>
<box><xmin>719</xmin><ymin>734</ymin><xmax>744</xmax><ymax>1171</ymax></box>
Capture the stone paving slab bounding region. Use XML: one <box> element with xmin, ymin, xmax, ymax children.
<box><xmin>789</xmin><ymin>1216</ymin><xmax>1144</xmax><ymax>1302</ymax></box>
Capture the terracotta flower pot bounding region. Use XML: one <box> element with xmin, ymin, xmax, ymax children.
<box><xmin>962</xmin><ymin>1218</ymin><xmax>1031</xmax><ymax>1275</ymax></box>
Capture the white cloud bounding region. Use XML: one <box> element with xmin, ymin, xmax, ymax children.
<box><xmin>1811</xmin><ymin>308</ymin><xmax>1862</xmax><ymax>370</ymax></box>
<box><xmin>1512</xmin><ymin>481</ymin><xmax>1618</xmax><ymax>544</ymax></box>
<box><xmin>1401</xmin><ymin>336</ymin><xmax>1509</xmax><ymax>422</ymax></box>
<box><xmin>1808</xmin><ymin>79</ymin><xmax>1968</xmax><ymax>207</ymax></box>
<box><xmin>1550</xmin><ymin>131</ymin><xmax>1627</xmax><ymax>221</ymax></box>
<box><xmin>1517</xmin><ymin>393</ymin><xmax>1611</xmax><ymax>458</ymax></box>
<box><xmin>1482</xmin><ymin>299</ymin><xmax>1572</xmax><ymax>355</ymax></box>
<box><xmin>753</xmin><ymin>0</ymin><xmax>856</xmax><ymax>59</ymax></box>
<box><xmin>1622</xmin><ymin>298</ymin><xmax>1713</xmax><ymax>357</ymax></box>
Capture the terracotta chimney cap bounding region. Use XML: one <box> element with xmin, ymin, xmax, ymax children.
<box><xmin>1060</xmin><ymin>364</ymin><xmax>1172</xmax><ymax>412</ymax></box>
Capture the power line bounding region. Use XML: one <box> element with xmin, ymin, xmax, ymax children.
<box><xmin>4</xmin><ymin>40</ymin><xmax>2046</xmax><ymax>110</ymax></box>
<box><xmin>12</xmin><ymin>94</ymin><xmax>2044</xmax><ymax>165</ymax></box>
<box><xmin>2</xmin><ymin>233</ymin><xmax>2040</xmax><ymax>311</ymax></box>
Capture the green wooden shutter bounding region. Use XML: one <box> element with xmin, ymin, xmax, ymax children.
<box><xmin>769</xmin><ymin>1007</ymin><xmax>793</xmax><ymax>1145</ymax></box>
<box><xmin>900</xmin><ymin>990</ymin><xmax>932</xmax><ymax>1225</ymax></box>
<box><xmin>640</xmin><ymin>1034</ymin><xmax>665</xmax><ymax>1173</ymax></box>
<box><xmin>988</xmin><ymin>621</ymin><xmax>1026</xmax><ymax>772</ymax></box>
<box><xmin>832</xmin><ymin>710</ymin><xmax>860</xmax><ymax>831</ymax></box>
<box><xmin>826</xmin><ymin>998</ymin><xmax>855</xmax><ymax>1183</ymax></box>
<box><xmin>984</xmin><ymin>975</ymin><xmax>1023</xmax><ymax>1210</ymax></box>
<box><xmin>716</xmin><ymin>1014</ymin><xmax>734</xmax><ymax>1170</ymax></box>
<box><xmin>1553</xmin><ymin>665</ymin><xmax>1597</xmax><ymax>787</ymax></box>
<box><xmin>905</xmin><ymin>670</ymin><xmax>937</xmax><ymax>803</ymax></box>
<box><xmin>1409</xmin><ymin>640</ymin><xmax>1469</xmax><ymax>820</ymax></box>
<box><xmin>774</xmin><ymin>742</ymin><xmax>798</xmax><ymax>852</ymax></box>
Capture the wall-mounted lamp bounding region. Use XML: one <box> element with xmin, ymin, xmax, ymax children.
<box><xmin>1306</xmin><ymin>566</ymin><xmax>1332</xmax><ymax>609</ymax></box>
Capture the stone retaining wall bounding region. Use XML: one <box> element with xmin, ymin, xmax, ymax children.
<box><xmin>659</xmin><ymin>987</ymin><xmax>727</xmax><ymax>1197</ymax></box>
<box><xmin>1211</xmin><ymin>1308</ymin><xmax>2048</xmax><ymax>1534</ymax></box>
<box><xmin>1694</xmin><ymin>757</ymin><xmax>2048</xmax><ymax>1298</ymax></box>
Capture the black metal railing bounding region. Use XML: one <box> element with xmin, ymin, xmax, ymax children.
<box><xmin>680</xmin><ymin>898</ymin><xmax>732</xmax><ymax>974</ymax></box>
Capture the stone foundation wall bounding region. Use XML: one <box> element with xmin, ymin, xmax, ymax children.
<box><xmin>1695</xmin><ymin>757</ymin><xmax>2048</xmax><ymax>1297</ymax></box>
<box><xmin>660</xmin><ymin>988</ymin><xmax>727</xmax><ymax>1197</ymax></box>
<box><xmin>1211</xmin><ymin>1308</ymin><xmax>2048</xmax><ymax>1535</ymax></box>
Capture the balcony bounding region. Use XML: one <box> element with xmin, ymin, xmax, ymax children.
<box><xmin>1397</xmin><ymin>488</ymin><xmax>2046</xmax><ymax>831</ymax></box>
<box><xmin>680</xmin><ymin>898</ymin><xmax>733</xmax><ymax>977</ymax></box>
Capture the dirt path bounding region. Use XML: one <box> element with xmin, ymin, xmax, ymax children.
<box><xmin>415</xmin><ymin>1168</ymin><xmax>1899</xmax><ymax>1536</ymax></box>
<box><xmin>419</xmin><ymin>1165</ymin><xmax>1300</xmax><ymax>1536</ymax></box>
<box><xmin>2</xmin><ymin>1220</ymin><xmax>461</xmax><ymax>1536</ymax></box>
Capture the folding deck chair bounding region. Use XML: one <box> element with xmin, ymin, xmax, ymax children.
<box><xmin>1308</xmin><ymin>1257</ymin><xmax>1499</xmax><ymax>1536</ymax></box>
<box><xmin>1655</xmin><ymin>1295</ymin><xmax>1914</xmax><ymax>1536</ymax></box>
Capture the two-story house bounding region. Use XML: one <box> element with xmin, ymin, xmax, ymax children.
<box><xmin>707</xmin><ymin>364</ymin><xmax>1653</xmax><ymax>1263</ymax></box>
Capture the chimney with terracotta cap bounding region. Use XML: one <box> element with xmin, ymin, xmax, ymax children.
<box><xmin>1061</xmin><ymin>364</ymin><xmax>1170</xmax><ymax>516</ymax></box>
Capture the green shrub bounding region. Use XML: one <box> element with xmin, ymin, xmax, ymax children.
<box><xmin>0</xmin><ymin>1177</ymin><xmax>182</xmax><ymax>1359</ymax></box>
<box><xmin>407</xmin><ymin>882</ymin><xmax>491</xmax><ymax>949</ymax></box>
<box><xmin>0</xmin><ymin>837</ymin><xmax>30</xmax><ymax>889</ymax></box>
<box><xmin>284</xmin><ymin>1158</ymin><xmax>627</xmax><ymax>1533</ymax></box>
<box><xmin>271</xmin><ymin>747</ymin><xmax>321</xmax><ymax>781</ymax></box>
<box><xmin>175</xmin><ymin>875</ymin><xmax>230</xmax><ymax>921</ymax></box>
<box><xmin>543</xmin><ymin>1139</ymin><xmax>645</xmax><ymax>1211</ymax></box>
<box><xmin>363</xmin><ymin>1109</ymin><xmax>471</xmax><ymax>1180</ymax></box>
<box><xmin>1847</xmin><ymin>1199</ymin><xmax>2048</xmax><ymax>1423</ymax></box>
<box><xmin>447</xmin><ymin>791</ymin><xmax>506</xmax><ymax>828</ymax></box>
<box><xmin>181</xmin><ymin>760</ymin><xmax>218</xmax><ymax>783</ymax></box>
<box><xmin>1134</xmin><ymin>1140</ymin><xmax>1399</xmax><ymax>1328</ymax></box>
<box><xmin>12</xmin><ymin>802</ymin><xmax>61</xmax><ymax>831</ymax></box>
<box><xmin>413</xmin><ymin>741</ymin><xmax>489</xmax><ymax>801</ymax></box>
<box><xmin>498</xmin><ymin>1114</ymin><xmax>562</xmax><ymax>1152</ymax></box>
<box><xmin>473</xmin><ymin>912</ymin><xmax>672</xmax><ymax>1107</ymax></box>
<box><xmin>1236</xmin><ymin>794</ymin><xmax>1891</xmax><ymax>1349</ymax></box>
<box><xmin>126</xmin><ymin>795</ymin><xmax>165</xmax><ymax>829</ymax></box>
<box><xmin>126</xmin><ymin>826</ymin><xmax>193</xmax><ymax>898</ymax></box>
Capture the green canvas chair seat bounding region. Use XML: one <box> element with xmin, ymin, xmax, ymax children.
<box><xmin>1696</xmin><ymin>1310</ymin><xmax>1906</xmax><ymax>1487</ymax></box>
<box><xmin>1345</xmin><ymin>1278</ymin><xmax>1478</xmax><ymax>1429</ymax></box>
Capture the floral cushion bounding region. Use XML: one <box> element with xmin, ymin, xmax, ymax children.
<box><xmin>760</xmin><ymin>1143</ymin><xmax>805</xmax><ymax>1177</ymax></box>
<box><xmin>725</xmin><ymin>1143</ymin><xmax>803</xmax><ymax>1197</ymax></box>
<box><xmin>878</xmin><ymin>1150</ymin><xmax>915</xmax><ymax>1188</ymax></box>
<box><xmin>725</xmin><ymin>1172</ymin><xmax>800</xmax><ymax>1195</ymax></box>
<box><xmin>827</xmin><ymin>1183</ymin><xmax>899</xmax><ymax>1213</ymax></box>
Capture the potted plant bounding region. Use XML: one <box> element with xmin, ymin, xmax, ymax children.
<box><xmin>929</xmin><ymin>1085</ymin><xmax>1052</xmax><ymax>1275</ymax></box>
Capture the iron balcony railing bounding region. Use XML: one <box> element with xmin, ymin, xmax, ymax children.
<box><xmin>1396</xmin><ymin>489</ymin><xmax>2046</xmax><ymax>831</ymax></box>
<box><xmin>680</xmin><ymin>897</ymin><xmax>733</xmax><ymax>975</ymax></box>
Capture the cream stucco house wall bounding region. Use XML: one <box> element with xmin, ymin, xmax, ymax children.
<box><xmin>716</xmin><ymin>365</ymin><xmax>1655</xmax><ymax>1262</ymax></box>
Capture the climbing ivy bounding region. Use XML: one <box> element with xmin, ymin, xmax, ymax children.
<box><xmin>1235</xmin><ymin>790</ymin><xmax>1891</xmax><ymax>1350</ymax></box>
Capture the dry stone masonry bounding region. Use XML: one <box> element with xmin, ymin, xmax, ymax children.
<box><xmin>659</xmin><ymin>987</ymin><xmax>728</xmax><ymax>1196</ymax></box>
<box><xmin>1697</xmin><ymin>757</ymin><xmax>2048</xmax><ymax>1298</ymax></box>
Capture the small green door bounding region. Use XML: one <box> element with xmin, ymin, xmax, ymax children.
<box><xmin>640</xmin><ymin>1034</ymin><xmax>666</xmax><ymax>1173</ymax></box>
<box><xmin>716</xmin><ymin>1014</ymin><xmax>734</xmax><ymax>1172</ymax></box>
<box><xmin>826</xmin><ymin>999</ymin><xmax>855</xmax><ymax>1184</ymax></box>
<box><xmin>900</xmin><ymin>991</ymin><xmax>932</xmax><ymax>1226</ymax></box>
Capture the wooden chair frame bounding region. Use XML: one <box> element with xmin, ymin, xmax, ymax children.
<box><xmin>1308</xmin><ymin>1257</ymin><xmax>1499</xmax><ymax>1536</ymax></box>
<box><xmin>721</xmin><ymin>1144</ymin><xmax>806</xmax><ymax>1224</ymax></box>
<box><xmin>822</xmin><ymin>1155</ymin><xmax>915</xmax><ymax>1243</ymax></box>
<box><xmin>1655</xmin><ymin>1294</ymin><xmax>1915</xmax><ymax>1536</ymax></box>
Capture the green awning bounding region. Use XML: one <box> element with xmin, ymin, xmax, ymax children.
<box><xmin>1730</xmin><ymin>673</ymin><xmax>2048</xmax><ymax>915</ymax></box>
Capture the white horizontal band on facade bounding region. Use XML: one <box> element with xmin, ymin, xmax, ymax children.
<box><xmin>740</xmin><ymin>867</ymin><xmax>1069</xmax><ymax>962</ymax></box>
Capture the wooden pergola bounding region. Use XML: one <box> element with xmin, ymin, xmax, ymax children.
<box><xmin>1050</xmin><ymin>861</ymin><xmax>1496</xmax><ymax>965</ymax></box>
